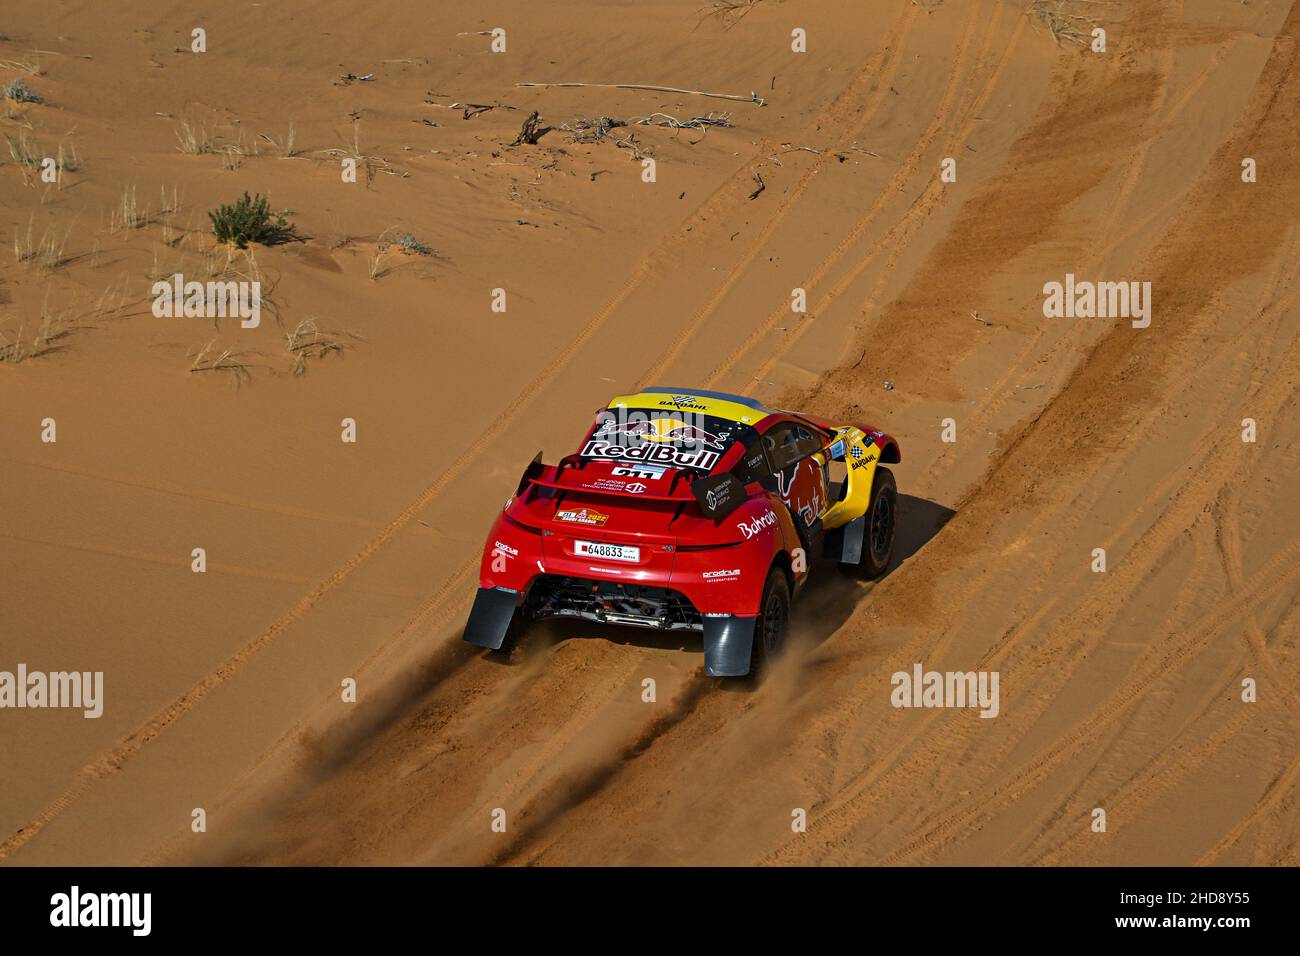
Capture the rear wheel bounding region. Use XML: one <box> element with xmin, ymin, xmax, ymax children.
<box><xmin>841</xmin><ymin>466</ymin><xmax>897</xmax><ymax>579</ymax></box>
<box><xmin>749</xmin><ymin>567</ymin><xmax>791</xmax><ymax>677</ymax></box>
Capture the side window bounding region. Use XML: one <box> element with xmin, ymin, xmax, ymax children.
<box><xmin>791</xmin><ymin>424</ymin><xmax>824</xmax><ymax>459</ymax></box>
<box><xmin>731</xmin><ymin>439</ymin><xmax>771</xmax><ymax>484</ymax></box>
<box><xmin>763</xmin><ymin>424</ymin><xmax>806</xmax><ymax>471</ymax></box>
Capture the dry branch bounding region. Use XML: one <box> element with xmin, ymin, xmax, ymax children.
<box><xmin>516</xmin><ymin>81</ymin><xmax>766</xmax><ymax>107</ymax></box>
<box><xmin>1029</xmin><ymin>0</ymin><xmax>1106</xmax><ymax>47</ymax></box>
<box><xmin>509</xmin><ymin>111</ymin><xmax>551</xmax><ymax>145</ymax></box>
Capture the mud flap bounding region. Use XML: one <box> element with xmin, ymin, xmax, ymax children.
<box><xmin>702</xmin><ymin>615</ymin><xmax>757</xmax><ymax>677</ymax></box>
<box><xmin>463</xmin><ymin>587</ymin><xmax>520</xmax><ymax>650</ymax></box>
<box><xmin>823</xmin><ymin>514</ymin><xmax>866</xmax><ymax>565</ymax></box>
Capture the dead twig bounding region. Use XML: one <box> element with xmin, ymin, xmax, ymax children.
<box><xmin>447</xmin><ymin>100</ymin><xmax>517</xmax><ymax>120</ymax></box>
<box><xmin>516</xmin><ymin>81</ymin><xmax>766</xmax><ymax>107</ymax></box>
<box><xmin>509</xmin><ymin>111</ymin><xmax>551</xmax><ymax>146</ymax></box>
<box><xmin>560</xmin><ymin>115</ymin><xmax>628</xmax><ymax>143</ymax></box>
<box><xmin>615</xmin><ymin>133</ymin><xmax>649</xmax><ymax>161</ymax></box>
<box><xmin>633</xmin><ymin>111</ymin><xmax>733</xmax><ymax>130</ymax></box>
<box><xmin>748</xmin><ymin>171</ymin><xmax>765</xmax><ymax>200</ymax></box>
<box><xmin>700</xmin><ymin>0</ymin><xmax>768</xmax><ymax>30</ymax></box>
<box><xmin>1029</xmin><ymin>0</ymin><xmax>1107</xmax><ymax>48</ymax></box>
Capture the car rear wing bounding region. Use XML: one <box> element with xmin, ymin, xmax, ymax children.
<box><xmin>521</xmin><ymin>454</ymin><xmax>699</xmax><ymax>502</ymax></box>
<box><xmin>521</xmin><ymin>455</ymin><xmax>749</xmax><ymax>520</ymax></box>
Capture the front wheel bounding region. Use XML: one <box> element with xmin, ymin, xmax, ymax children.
<box><xmin>841</xmin><ymin>466</ymin><xmax>896</xmax><ymax>579</ymax></box>
<box><xmin>749</xmin><ymin>567</ymin><xmax>791</xmax><ymax>677</ymax></box>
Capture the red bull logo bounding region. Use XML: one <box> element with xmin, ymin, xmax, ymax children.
<box><xmin>595</xmin><ymin>415</ymin><xmax>722</xmax><ymax>449</ymax></box>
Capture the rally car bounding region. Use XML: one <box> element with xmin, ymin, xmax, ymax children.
<box><xmin>463</xmin><ymin>388</ymin><xmax>901</xmax><ymax>677</ymax></box>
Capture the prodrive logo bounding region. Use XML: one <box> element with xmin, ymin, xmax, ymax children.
<box><xmin>50</xmin><ymin>886</ymin><xmax>151</xmax><ymax>936</ymax></box>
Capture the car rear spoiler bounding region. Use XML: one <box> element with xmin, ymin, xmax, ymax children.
<box><xmin>526</xmin><ymin>475</ymin><xmax>694</xmax><ymax>502</ymax></box>
<box><xmin>525</xmin><ymin>456</ymin><xmax>749</xmax><ymax>520</ymax></box>
<box><xmin>525</xmin><ymin>454</ymin><xmax>693</xmax><ymax>500</ymax></box>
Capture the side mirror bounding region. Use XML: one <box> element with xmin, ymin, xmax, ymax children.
<box><xmin>691</xmin><ymin>473</ymin><xmax>748</xmax><ymax>520</ymax></box>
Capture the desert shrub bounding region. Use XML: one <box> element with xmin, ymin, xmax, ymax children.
<box><xmin>208</xmin><ymin>192</ymin><xmax>290</xmax><ymax>248</ymax></box>
<box><xmin>394</xmin><ymin>232</ymin><xmax>432</xmax><ymax>256</ymax></box>
<box><xmin>2</xmin><ymin>77</ymin><xmax>43</xmax><ymax>103</ymax></box>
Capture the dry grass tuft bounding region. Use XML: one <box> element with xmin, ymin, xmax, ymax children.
<box><xmin>259</xmin><ymin>120</ymin><xmax>300</xmax><ymax>158</ymax></box>
<box><xmin>699</xmin><ymin>0</ymin><xmax>769</xmax><ymax>30</ymax></box>
<box><xmin>109</xmin><ymin>185</ymin><xmax>148</xmax><ymax>232</ymax></box>
<box><xmin>12</xmin><ymin>214</ymin><xmax>73</xmax><ymax>270</ymax></box>
<box><xmin>0</xmin><ymin>294</ymin><xmax>74</xmax><ymax>362</ymax></box>
<box><xmin>189</xmin><ymin>338</ymin><xmax>255</xmax><ymax>385</ymax></box>
<box><xmin>284</xmin><ymin>317</ymin><xmax>354</xmax><ymax>375</ymax></box>
<box><xmin>175</xmin><ymin>117</ymin><xmax>213</xmax><ymax>154</ymax></box>
<box><xmin>1030</xmin><ymin>0</ymin><xmax>1106</xmax><ymax>47</ymax></box>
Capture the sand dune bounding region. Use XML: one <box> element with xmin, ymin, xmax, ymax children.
<box><xmin>0</xmin><ymin>0</ymin><xmax>1296</xmax><ymax>866</ymax></box>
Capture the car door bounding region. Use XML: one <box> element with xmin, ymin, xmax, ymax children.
<box><xmin>759</xmin><ymin>421</ymin><xmax>831</xmax><ymax>541</ymax></box>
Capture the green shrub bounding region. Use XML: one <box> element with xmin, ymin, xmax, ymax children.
<box><xmin>208</xmin><ymin>192</ymin><xmax>290</xmax><ymax>248</ymax></box>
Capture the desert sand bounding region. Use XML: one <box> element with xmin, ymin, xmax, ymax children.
<box><xmin>0</xmin><ymin>0</ymin><xmax>1296</xmax><ymax>866</ymax></box>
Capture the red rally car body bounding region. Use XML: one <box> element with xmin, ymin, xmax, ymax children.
<box><xmin>464</xmin><ymin>388</ymin><xmax>902</xmax><ymax>677</ymax></box>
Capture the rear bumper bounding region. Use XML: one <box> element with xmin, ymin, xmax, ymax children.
<box><xmin>461</xmin><ymin>578</ymin><xmax>759</xmax><ymax>676</ymax></box>
<box><xmin>526</xmin><ymin>574</ymin><xmax>701</xmax><ymax>630</ymax></box>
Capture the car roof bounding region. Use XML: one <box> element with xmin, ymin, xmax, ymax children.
<box><xmin>606</xmin><ymin>387</ymin><xmax>775</xmax><ymax>425</ymax></box>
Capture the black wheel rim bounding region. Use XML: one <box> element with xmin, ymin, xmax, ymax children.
<box><xmin>763</xmin><ymin>587</ymin><xmax>788</xmax><ymax>653</ymax></box>
<box><xmin>870</xmin><ymin>493</ymin><xmax>894</xmax><ymax>562</ymax></box>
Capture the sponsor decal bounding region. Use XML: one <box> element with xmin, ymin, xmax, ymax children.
<box><xmin>582</xmin><ymin>439</ymin><xmax>720</xmax><ymax>471</ymax></box>
<box><xmin>850</xmin><ymin>444</ymin><xmax>865</xmax><ymax>460</ymax></box>
<box><xmin>851</xmin><ymin>446</ymin><xmax>879</xmax><ymax>471</ymax></box>
<box><xmin>588</xmin><ymin>566</ymin><xmax>626</xmax><ymax>575</ymax></box>
<box><xmin>702</xmin><ymin>569</ymin><xmax>740</xmax><ymax>580</ymax></box>
<box><xmin>692</xmin><ymin>472</ymin><xmax>747</xmax><ymax>519</ymax></box>
<box><xmin>736</xmin><ymin>509</ymin><xmax>778</xmax><ymax>540</ymax></box>
<box><xmin>556</xmin><ymin>508</ymin><xmax>610</xmax><ymax>526</ymax></box>
<box><xmin>582</xmin><ymin>477</ymin><xmax>629</xmax><ymax>493</ymax></box>
<box><xmin>596</xmin><ymin>416</ymin><xmax>722</xmax><ymax>449</ymax></box>
<box><xmin>625</xmin><ymin>482</ymin><xmax>648</xmax><ymax>494</ymax></box>
<box><xmin>773</xmin><ymin>459</ymin><xmax>809</xmax><ymax>498</ymax></box>
<box><xmin>490</xmin><ymin>540</ymin><xmax>518</xmax><ymax>574</ymax></box>
<box><xmin>799</xmin><ymin>483</ymin><xmax>825</xmax><ymax>525</ymax></box>
<box><xmin>611</xmin><ymin>464</ymin><xmax>666</xmax><ymax>480</ymax></box>
<box><xmin>659</xmin><ymin>394</ymin><xmax>709</xmax><ymax>411</ymax></box>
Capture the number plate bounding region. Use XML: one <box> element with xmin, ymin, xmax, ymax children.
<box><xmin>574</xmin><ymin>540</ymin><xmax>640</xmax><ymax>563</ymax></box>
